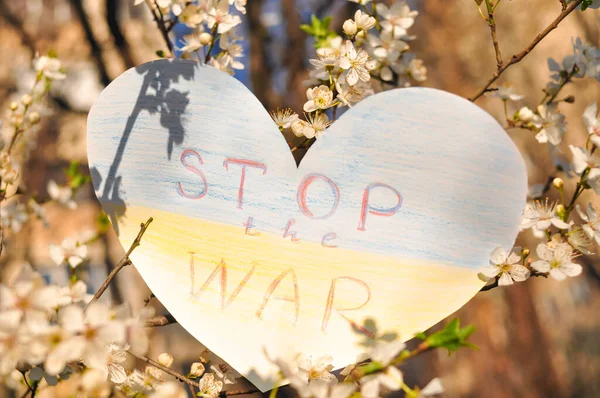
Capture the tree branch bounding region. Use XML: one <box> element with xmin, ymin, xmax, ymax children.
<box><xmin>69</xmin><ymin>0</ymin><xmax>112</xmax><ymax>86</ymax></box>
<box><xmin>128</xmin><ymin>352</ymin><xmax>260</xmax><ymax>396</ymax></box>
<box><xmin>144</xmin><ymin>0</ymin><xmax>173</xmax><ymax>56</ymax></box>
<box><xmin>106</xmin><ymin>0</ymin><xmax>136</xmax><ymax>69</ymax></box>
<box><xmin>469</xmin><ymin>0</ymin><xmax>582</xmax><ymax>101</ymax></box>
<box><xmin>0</xmin><ymin>0</ymin><xmax>36</xmax><ymax>54</ymax></box>
<box><xmin>86</xmin><ymin>217</ymin><xmax>153</xmax><ymax>308</ymax></box>
<box><xmin>145</xmin><ymin>313</ymin><xmax>177</xmax><ymax>327</ymax></box>
<box><xmin>128</xmin><ymin>351</ymin><xmax>200</xmax><ymax>388</ymax></box>
<box><xmin>246</xmin><ymin>0</ymin><xmax>278</xmax><ymax>111</ymax></box>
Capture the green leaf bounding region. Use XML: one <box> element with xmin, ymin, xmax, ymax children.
<box><xmin>97</xmin><ymin>212</ymin><xmax>110</xmax><ymax>233</ymax></box>
<box><xmin>301</xmin><ymin>15</ymin><xmax>338</xmax><ymax>49</ymax></box>
<box><xmin>581</xmin><ymin>0</ymin><xmax>593</xmax><ymax>10</ymax></box>
<box><xmin>420</xmin><ymin>318</ymin><xmax>477</xmax><ymax>354</ymax></box>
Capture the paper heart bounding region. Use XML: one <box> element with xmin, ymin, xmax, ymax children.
<box><xmin>87</xmin><ymin>59</ymin><xmax>526</xmax><ymax>391</ymax></box>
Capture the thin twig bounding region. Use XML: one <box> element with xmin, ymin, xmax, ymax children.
<box><xmin>143</xmin><ymin>292</ymin><xmax>155</xmax><ymax>307</ymax></box>
<box><xmin>86</xmin><ymin>217</ymin><xmax>153</xmax><ymax>308</ymax></box>
<box><xmin>221</xmin><ymin>389</ymin><xmax>260</xmax><ymax>397</ymax></box>
<box><xmin>144</xmin><ymin>0</ymin><xmax>173</xmax><ymax>55</ymax></box>
<box><xmin>484</xmin><ymin>0</ymin><xmax>503</xmax><ymax>69</ymax></box>
<box><xmin>128</xmin><ymin>351</ymin><xmax>200</xmax><ymax>388</ymax></box>
<box><xmin>145</xmin><ymin>313</ymin><xmax>177</xmax><ymax>327</ymax></box>
<box><xmin>204</xmin><ymin>23</ymin><xmax>219</xmax><ymax>63</ymax></box>
<box><xmin>480</xmin><ymin>271</ymin><xmax>548</xmax><ymax>292</ymax></box>
<box><xmin>469</xmin><ymin>0</ymin><xmax>583</xmax><ymax>101</ymax></box>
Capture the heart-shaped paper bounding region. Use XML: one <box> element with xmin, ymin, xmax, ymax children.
<box><xmin>87</xmin><ymin>59</ymin><xmax>526</xmax><ymax>391</ymax></box>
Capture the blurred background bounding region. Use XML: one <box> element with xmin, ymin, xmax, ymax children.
<box><xmin>0</xmin><ymin>0</ymin><xmax>599</xmax><ymax>397</ymax></box>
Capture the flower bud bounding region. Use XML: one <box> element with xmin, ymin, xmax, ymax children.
<box><xmin>199</xmin><ymin>32</ymin><xmax>213</xmax><ymax>46</ymax></box>
<box><xmin>9</xmin><ymin>102</ymin><xmax>18</xmax><ymax>111</ymax></box>
<box><xmin>343</xmin><ymin>19</ymin><xmax>358</xmax><ymax>36</ymax></box>
<box><xmin>517</xmin><ymin>107</ymin><xmax>534</xmax><ymax>123</ymax></box>
<box><xmin>158</xmin><ymin>353</ymin><xmax>174</xmax><ymax>368</ymax></box>
<box><xmin>146</xmin><ymin>366</ymin><xmax>162</xmax><ymax>380</ymax></box>
<box><xmin>556</xmin><ymin>204</ymin><xmax>566</xmax><ymax>220</ymax></box>
<box><xmin>552</xmin><ymin>177</ymin><xmax>564</xmax><ymax>189</ymax></box>
<box><xmin>28</xmin><ymin>111</ymin><xmax>40</xmax><ymax>125</ymax></box>
<box><xmin>521</xmin><ymin>248</ymin><xmax>530</xmax><ymax>258</ymax></box>
<box><xmin>563</xmin><ymin>95</ymin><xmax>575</xmax><ymax>104</ymax></box>
<box><xmin>21</xmin><ymin>94</ymin><xmax>32</xmax><ymax>106</ymax></box>
<box><xmin>189</xmin><ymin>362</ymin><xmax>205</xmax><ymax>378</ymax></box>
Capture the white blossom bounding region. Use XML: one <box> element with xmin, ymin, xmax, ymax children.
<box><xmin>33</xmin><ymin>55</ymin><xmax>66</xmax><ymax>80</ymax></box>
<box><xmin>197</xmin><ymin>373</ymin><xmax>223</xmax><ymax>398</ymax></box>
<box><xmin>59</xmin><ymin>303</ymin><xmax>126</xmax><ymax>371</ymax></box>
<box><xmin>179</xmin><ymin>34</ymin><xmax>203</xmax><ymax>54</ymax></box>
<box><xmin>339</xmin><ymin>41</ymin><xmax>376</xmax><ymax>86</ymax></box>
<box><xmin>479</xmin><ymin>247</ymin><xmax>530</xmax><ymax>286</ymax></box>
<box><xmin>80</xmin><ymin>368</ymin><xmax>111</xmax><ymax>398</ymax></box>
<box><xmin>178</xmin><ymin>4</ymin><xmax>205</xmax><ymax>27</ymax></box>
<box><xmin>158</xmin><ymin>352</ymin><xmax>174</xmax><ymax>368</ymax></box>
<box><xmin>309</xmin><ymin>51</ymin><xmax>339</xmax><ymax>79</ymax></box>
<box><xmin>271</xmin><ymin>108</ymin><xmax>299</xmax><ymax>130</ymax></box>
<box><xmin>190</xmin><ymin>361</ymin><xmax>206</xmax><ymax>378</ymax></box>
<box><xmin>486</xmin><ymin>84</ymin><xmax>524</xmax><ymax>101</ymax></box>
<box><xmin>534</xmin><ymin>105</ymin><xmax>566</xmax><ymax>145</ymax></box>
<box><xmin>336</xmin><ymin>78</ymin><xmax>374</xmax><ymax>107</ymax></box>
<box><xmin>360</xmin><ymin>340</ymin><xmax>406</xmax><ymax>398</ymax></box>
<box><xmin>567</xmin><ymin>227</ymin><xmax>595</xmax><ymax>255</ymax></box>
<box><xmin>217</xmin><ymin>32</ymin><xmax>245</xmax><ymax>70</ymax></box>
<box><xmin>304</xmin><ymin>85</ymin><xmax>335</xmax><ymax>112</ymax></box>
<box><xmin>47</xmin><ymin>180</ymin><xmax>76</xmax><ymax>209</ymax></box>
<box><xmin>532</xmin><ymin>241</ymin><xmax>582</xmax><ymax>281</ymax></box>
<box><xmin>376</xmin><ymin>1</ymin><xmax>417</xmax><ymax>39</ymax></box>
<box><xmin>101</xmin><ymin>343</ymin><xmax>128</xmax><ymax>384</ymax></box>
<box><xmin>520</xmin><ymin>199</ymin><xmax>570</xmax><ymax>232</ymax></box>
<box><xmin>0</xmin><ymin>277</ymin><xmax>60</xmax><ymax>322</ymax></box>
<box><xmin>389</xmin><ymin>53</ymin><xmax>427</xmax><ymax>85</ymax></box>
<box><xmin>58</xmin><ymin>280</ymin><xmax>92</xmax><ymax>306</ymax></box>
<box><xmin>122</xmin><ymin>366</ymin><xmax>160</xmax><ymax>396</ymax></box>
<box><xmin>297</xmin><ymin>354</ymin><xmax>337</xmax><ymax>383</ymax></box>
<box><xmin>229</xmin><ymin>0</ymin><xmax>246</xmax><ymax>14</ymax></box>
<box><xmin>351</xmin><ymin>10</ymin><xmax>376</xmax><ymax>32</ymax></box>
<box><xmin>419</xmin><ymin>377</ymin><xmax>444</xmax><ymax>397</ymax></box>
<box><xmin>517</xmin><ymin>106</ymin><xmax>535</xmax><ymax>123</ymax></box>
<box><xmin>569</xmin><ymin>145</ymin><xmax>600</xmax><ymax>194</ymax></box>
<box><xmin>576</xmin><ymin>203</ymin><xmax>600</xmax><ymax>245</ymax></box>
<box><xmin>0</xmin><ymin>153</ymin><xmax>18</xmax><ymax>185</ymax></box>
<box><xmin>0</xmin><ymin>201</ymin><xmax>28</xmax><ymax>233</ymax></box>
<box><xmin>207</xmin><ymin>0</ymin><xmax>242</xmax><ymax>34</ymax></box>
<box><xmin>49</xmin><ymin>237</ymin><xmax>88</xmax><ymax>269</ymax></box>
<box><xmin>572</xmin><ymin>37</ymin><xmax>600</xmax><ymax>80</ymax></box>
<box><xmin>150</xmin><ymin>381</ymin><xmax>188</xmax><ymax>398</ymax></box>
<box><xmin>583</xmin><ymin>102</ymin><xmax>600</xmax><ymax>147</ymax></box>
<box><xmin>291</xmin><ymin>113</ymin><xmax>332</xmax><ymax>139</ymax></box>
<box><xmin>306</xmin><ymin>380</ymin><xmax>356</xmax><ymax>398</ymax></box>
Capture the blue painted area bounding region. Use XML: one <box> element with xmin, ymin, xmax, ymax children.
<box><xmin>87</xmin><ymin>59</ymin><xmax>527</xmax><ymax>271</ymax></box>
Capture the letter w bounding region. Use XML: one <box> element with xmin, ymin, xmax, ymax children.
<box><xmin>191</xmin><ymin>259</ymin><xmax>255</xmax><ymax>309</ymax></box>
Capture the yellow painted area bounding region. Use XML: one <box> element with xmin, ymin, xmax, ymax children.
<box><xmin>113</xmin><ymin>204</ymin><xmax>484</xmax><ymax>391</ymax></box>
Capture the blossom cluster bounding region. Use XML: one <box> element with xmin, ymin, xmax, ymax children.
<box><xmin>135</xmin><ymin>0</ymin><xmax>246</xmax><ymax>75</ymax></box>
<box><xmin>271</xmin><ymin>0</ymin><xmax>426</xmax><ymax>141</ymax></box>
<box><xmin>268</xmin><ymin>338</ymin><xmax>442</xmax><ymax>398</ymax></box>
<box><xmin>480</xmin><ymin>38</ymin><xmax>600</xmax><ymax>287</ymax></box>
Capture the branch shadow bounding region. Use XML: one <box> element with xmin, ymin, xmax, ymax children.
<box><xmin>91</xmin><ymin>59</ymin><xmax>197</xmax><ymax>235</ymax></box>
